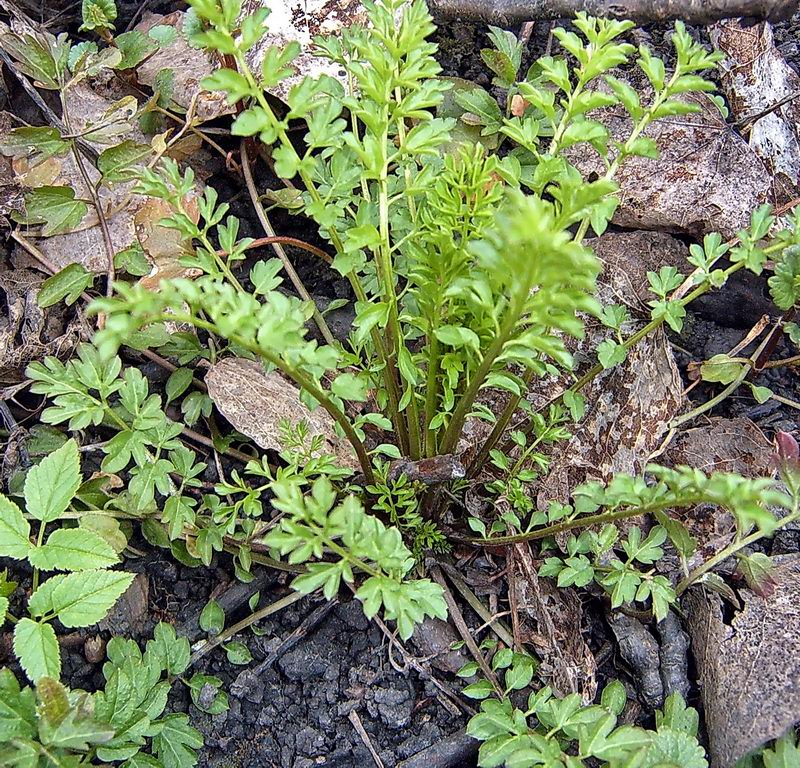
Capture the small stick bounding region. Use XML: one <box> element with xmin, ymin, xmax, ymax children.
<box><xmin>228</xmin><ymin>235</ymin><xmax>333</xmax><ymax>265</ymax></box>
<box><xmin>345</xmin><ymin>583</ymin><xmax>473</xmax><ymax>717</ymax></box>
<box><xmin>188</xmin><ymin>589</ymin><xmax>305</xmax><ymax>667</ymax></box>
<box><xmin>250</xmin><ymin>598</ymin><xmax>339</xmax><ymax>675</ymax></box>
<box><xmin>348</xmin><ymin>710</ymin><xmax>385</xmax><ymax>768</ymax></box>
<box><xmin>430</xmin><ymin>565</ymin><xmax>502</xmax><ymax>693</ymax></box>
<box><xmin>436</xmin><ymin>560</ymin><xmax>515</xmax><ymax>648</ymax></box>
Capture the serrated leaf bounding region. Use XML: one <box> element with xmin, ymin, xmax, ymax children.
<box><xmin>24</xmin><ymin>439</ymin><xmax>81</xmax><ymax>523</ymax></box>
<box><xmin>0</xmin><ymin>668</ymin><xmax>37</xmax><ymax>739</ymax></box>
<box><xmin>463</xmin><ymin>679</ymin><xmax>494</xmax><ymax>699</ymax></box>
<box><xmin>114</xmin><ymin>30</ymin><xmax>157</xmax><ymax>70</ymax></box>
<box><xmin>331</xmin><ymin>372</ymin><xmax>368</xmax><ymax>402</ymax></box>
<box><xmin>81</xmin><ymin>0</ymin><xmax>117</xmax><ymax>31</ymax></box>
<box><xmin>0</xmin><ymin>31</ymin><xmax>61</xmax><ymax>89</ymax></box>
<box><xmin>28</xmin><ymin>528</ymin><xmax>119</xmax><ymax>572</ymax></box>
<box><xmin>37</xmin><ymin>264</ymin><xmax>95</xmax><ymax>308</ymax></box>
<box><xmin>13</xmin><ymin>619</ymin><xmax>60</xmax><ymax>683</ymax></box>
<box><xmin>36</xmin><ymin>676</ymin><xmax>69</xmax><ymax>727</ymax></box>
<box><xmin>147</xmin><ymin>622</ymin><xmax>190</xmax><ymax>676</ymax></box>
<box><xmin>505</xmin><ymin>656</ymin><xmax>534</xmax><ymax>691</ymax></box>
<box><xmin>768</xmin><ymin>247</ymin><xmax>800</xmax><ymax>311</ymax></box>
<box><xmin>0</xmin><ymin>495</ymin><xmax>31</xmax><ymax>559</ymax></box>
<box><xmin>763</xmin><ymin>732</ymin><xmax>800</xmax><ymax>768</ymax></box>
<box><xmin>654</xmin><ymin>510</ymin><xmax>696</xmax><ymax>560</ymax></box>
<box><xmin>597</xmin><ymin>339</ymin><xmax>626</xmax><ymax>369</ymax></box>
<box><xmin>18</xmin><ymin>187</ymin><xmax>88</xmax><ymax>236</ymax></box>
<box><xmin>48</xmin><ymin>569</ymin><xmax>135</xmax><ymax>627</ymax></box>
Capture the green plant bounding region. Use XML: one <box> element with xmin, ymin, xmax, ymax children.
<box><xmin>77</xmin><ymin>0</ymin><xmax>716</xmax><ymax>614</ymax></box>
<box><xmin>739</xmin><ymin>731</ymin><xmax>800</xmax><ymax>768</ymax></box>
<box><xmin>462</xmin><ymin>648</ymin><xmax>706</xmax><ymax>768</ymax></box>
<box><xmin>15</xmin><ymin>0</ymin><xmax>784</xmax><ymax>627</ymax></box>
<box><xmin>0</xmin><ymin>623</ymin><xmax>209</xmax><ymax>767</ymax></box>
<box><xmin>265</xmin><ymin>475</ymin><xmax>447</xmax><ymax>638</ymax></box>
<box><xmin>5</xmin><ymin>0</ymin><xmax>800</xmax><ymax>763</ymax></box>
<box><xmin>471</xmin><ymin>460</ymin><xmax>799</xmax><ymax>617</ymax></box>
<box><xmin>0</xmin><ymin>440</ymin><xmax>134</xmax><ymax>683</ymax></box>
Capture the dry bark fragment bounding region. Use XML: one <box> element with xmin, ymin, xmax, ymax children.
<box><xmin>711</xmin><ymin>19</ymin><xmax>800</xmax><ymax>204</ymax></box>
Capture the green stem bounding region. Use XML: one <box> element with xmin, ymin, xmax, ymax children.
<box><xmin>423</xmin><ymin>332</ymin><xmax>442</xmax><ymax>457</ymax></box>
<box><xmin>573</xmin><ymin>70</ymin><xmax>681</xmax><ymax>245</ymax></box>
<box><xmin>480</xmin><ymin>74</ymin><xmax>686</xmax><ymax>465</ymax></box>
<box><xmin>676</xmin><ymin>505</ymin><xmax>800</xmax><ymax>595</ymax></box>
<box><xmin>377</xmin><ymin>114</ymin><xmax>421</xmax><ymax>459</ymax></box>
<box><xmin>468</xmin><ymin>366</ymin><xmax>536</xmax><ymax>477</ymax></box>
<box><xmin>234</xmin><ymin>50</ymin><xmax>408</xmax><ymax>457</ymax></box>
<box><xmin>189</xmin><ymin>590</ymin><xmax>305</xmax><ymax>667</ymax></box>
<box><xmin>61</xmin><ymin>91</ymin><xmax>117</xmax><ymax>298</ymax></box>
<box><xmin>464</xmin><ymin>495</ymin><xmax>710</xmax><ymax>547</ymax></box>
<box><xmin>154</xmin><ymin>311</ymin><xmax>374</xmax><ymax>483</ymax></box>
<box><xmin>440</xmin><ymin>297</ymin><xmax>525</xmax><ymax>455</ymax></box>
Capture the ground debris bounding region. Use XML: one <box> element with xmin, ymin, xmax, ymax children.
<box><xmin>606</xmin><ymin>612</ymin><xmax>664</xmax><ymax>709</ymax></box>
<box><xmin>204</xmin><ymin>357</ymin><xmax>359</xmax><ymax>470</ymax></box>
<box><xmin>512</xmin><ymin>544</ymin><xmax>597</xmax><ymax>700</ymax></box>
<box><xmin>711</xmin><ymin>19</ymin><xmax>800</xmax><ymax>204</ymax></box>
<box><xmin>0</xmin><ymin>267</ymin><xmax>83</xmax><ymax>383</ymax></box>
<box><xmin>568</xmin><ymin>72</ymin><xmax>773</xmax><ymax>237</ymax></box>
<box><xmin>685</xmin><ymin>556</ymin><xmax>800</xmax><ymax>766</ymax></box>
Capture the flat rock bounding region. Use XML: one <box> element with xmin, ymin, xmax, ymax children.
<box><xmin>569</xmin><ymin>72</ymin><xmax>772</xmax><ymax>238</ymax></box>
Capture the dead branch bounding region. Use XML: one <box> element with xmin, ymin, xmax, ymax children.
<box><xmin>429</xmin><ymin>0</ymin><xmax>799</xmax><ymax>26</ymax></box>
